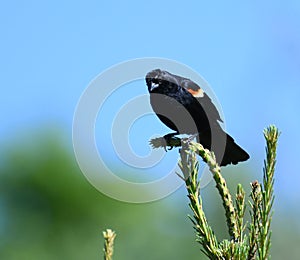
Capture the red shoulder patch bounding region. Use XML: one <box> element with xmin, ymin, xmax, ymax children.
<box><xmin>187</xmin><ymin>88</ymin><xmax>204</xmax><ymax>98</ymax></box>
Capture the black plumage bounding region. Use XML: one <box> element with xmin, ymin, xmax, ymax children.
<box><xmin>145</xmin><ymin>69</ymin><xmax>249</xmax><ymax>166</ymax></box>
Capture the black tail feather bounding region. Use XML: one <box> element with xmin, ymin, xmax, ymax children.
<box><xmin>198</xmin><ymin>129</ymin><xmax>249</xmax><ymax>166</ymax></box>
<box><xmin>220</xmin><ymin>134</ymin><xmax>250</xmax><ymax>166</ymax></box>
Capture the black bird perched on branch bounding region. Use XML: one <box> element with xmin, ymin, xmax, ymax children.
<box><xmin>145</xmin><ymin>69</ymin><xmax>249</xmax><ymax>166</ymax></box>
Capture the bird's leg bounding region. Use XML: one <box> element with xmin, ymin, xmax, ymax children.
<box><xmin>150</xmin><ymin>133</ymin><xmax>198</xmax><ymax>151</ymax></box>
<box><xmin>163</xmin><ymin>132</ymin><xmax>179</xmax><ymax>151</ymax></box>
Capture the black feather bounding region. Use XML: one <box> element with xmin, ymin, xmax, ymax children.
<box><xmin>145</xmin><ymin>69</ymin><xmax>249</xmax><ymax>166</ymax></box>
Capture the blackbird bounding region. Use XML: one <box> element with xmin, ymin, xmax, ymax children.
<box><xmin>145</xmin><ymin>69</ymin><xmax>249</xmax><ymax>166</ymax></box>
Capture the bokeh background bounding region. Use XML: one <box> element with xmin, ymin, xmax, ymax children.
<box><xmin>1</xmin><ymin>1</ymin><xmax>300</xmax><ymax>259</ymax></box>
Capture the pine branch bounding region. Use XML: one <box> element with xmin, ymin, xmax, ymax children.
<box><xmin>248</xmin><ymin>180</ymin><xmax>262</xmax><ymax>260</ymax></box>
<box><xmin>103</xmin><ymin>229</ymin><xmax>116</xmax><ymax>260</ymax></box>
<box><xmin>257</xmin><ymin>126</ymin><xmax>279</xmax><ymax>259</ymax></box>
<box><xmin>188</xmin><ymin>142</ymin><xmax>238</xmax><ymax>241</ymax></box>
<box><xmin>179</xmin><ymin>143</ymin><xmax>221</xmax><ymax>258</ymax></box>
<box><xmin>148</xmin><ymin>125</ymin><xmax>279</xmax><ymax>259</ymax></box>
<box><xmin>97</xmin><ymin>127</ymin><xmax>279</xmax><ymax>259</ymax></box>
<box><xmin>235</xmin><ymin>183</ymin><xmax>246</xmax><ymax>243</ymax></box>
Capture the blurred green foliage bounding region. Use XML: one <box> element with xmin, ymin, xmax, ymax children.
<box><xmin>0</xmin><ymin>130</ymin><xmax>299</xmax><ymax>259</ymax></box>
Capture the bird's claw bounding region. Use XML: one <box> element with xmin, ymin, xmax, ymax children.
<box><xmin>162</xmin><ymin>133</ymin><xmax>177</xmax><ymax>152</ymax></box>
<box><xmin>162</xmin><ymin>142</ymin><xmax>174</xmax><ymax>152</ymax></box>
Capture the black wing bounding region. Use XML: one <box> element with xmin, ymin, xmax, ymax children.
<box><xmin>174</xmin><ymin>74</ymin><xmax>223</xmax><ymax>123</ymax></box>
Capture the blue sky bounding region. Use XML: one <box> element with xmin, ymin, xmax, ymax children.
<box><xmin>1</xmin><ymin>1</ymin><xmax>300</xmax><ymax>207</ymax></box>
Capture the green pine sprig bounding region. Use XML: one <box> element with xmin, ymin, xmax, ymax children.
<box><xmin>151</xmin><ymin>125</ymin><xmax>279</xmax><ymax>259</ymax></box>
<box><xmin>103</xmin><ymin>126</ymin><xmax>279</xmax><ymax>259</ymax></box>
<box><xmin>103</xmin><ymin>229</ymin><xmax>116</xmax><ymax>260</ymax></box>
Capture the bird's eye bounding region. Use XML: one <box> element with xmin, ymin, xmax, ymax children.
<box><xmin>152</xmin><ymin>79</ymin><xmax>159</xmax><ymax>84</ymax></box>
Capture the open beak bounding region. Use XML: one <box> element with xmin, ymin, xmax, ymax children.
<box><xmin>150</xmin><ymin>82</ymin><xmax>159</xmax><ymax>91</ymax></box>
